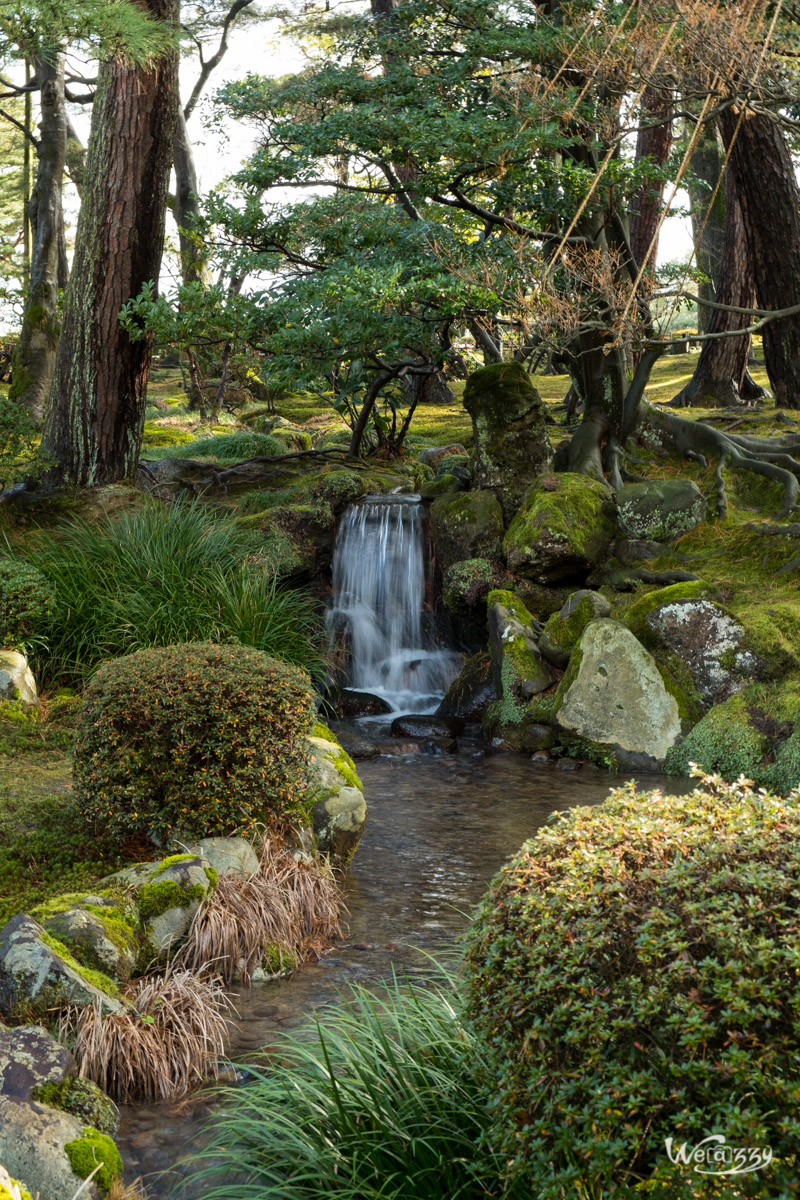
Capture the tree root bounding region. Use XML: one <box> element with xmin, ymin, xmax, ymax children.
<box><xmin>588</xmin><ymin>567</ymin><xmax>701</xmax><ymax>591</ymax></box>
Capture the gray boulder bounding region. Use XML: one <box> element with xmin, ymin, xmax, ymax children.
<box><xmin>0</xmin><ymin>916</ymin><xmax>123</xmax><ymax>1021</ymax></box>
<box><xmin>0</xmin><ymin>1025</ymin><xmax>75</xmax><ymax>1101</ymax></box>
<box><xmin>0</xmin><ymin>652</ymin><xmax>36</xmax><ymax>706</ymax></box>
<box><xmin>553</xmin><ymin>619</ymin><xmax>681</xmax><ymax>768</ymax></box>
<box><xmin>307</xmin><ymin>732</ymin><xmax>367</xmax><ymax>866</ymax></box>
<box><xmin>41</xmin><ymin>906</ymin><xmax>137</xmax><ymax>984</ymax></box>
<box><xmin>615</xmin><ymin>479</ymin><xmax>707</xmax><ymax>542</ymax></box>
<box><xmin>437</xmin><ymin>651</ymin><xmax>497</xmax><ymax>723</ymax></box>
<box><xmin>539</xmin><ymin>590</ymin><xmax>611</xmax><ymax>668</ymax></box>
<box><xmin>183</xmin><ymin>837</ymin><xmax>260</xmax><ymax>880</ymax></box>
<box><xmin>429</xmin><ymin>491</ymin><xmax>505</xmax><ymax>571</ymax></box>
<box><xmin>488</xmin><ymin>591</ymin><xmax>554</xmax><ymax>704</ymax></box>
<box><xmin>643</xmin><ymin>597</ymin><xmax>760</xmax><ymax>707</ymax></box>
<box><xmin>106</xmin><ymin>854</ymin><xmax>215</xmax><ymax>956</ymax></box>
<box><xmin>0</xmin><ymin>1097</ymin><xmax>103</xmax><ymax>1200</ymax></box>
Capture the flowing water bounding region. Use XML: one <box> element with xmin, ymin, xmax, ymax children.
<box><xmin>116</xmin><ymin>748</ymin><xmax>681</xmax><ymax>1196</ymax></box>
<box><xmin>326</xmin><ymin>496</ymin><xmax>462</xmax><ymax>715</ymax></box>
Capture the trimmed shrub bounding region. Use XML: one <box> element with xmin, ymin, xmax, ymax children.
<box><xmin>465</xmin><ymin>773</ymin><xmax>800</xmax><ymax>1198</ymax></box>
<box><xmin>74</xmin><ymin>643</ymin><xmax>315</xmax><ymax>846</ymax></box>
<box><xmin>0</xmin><ymin>558</ymin><xmax>55</xmax><ymax>652</ymax></box>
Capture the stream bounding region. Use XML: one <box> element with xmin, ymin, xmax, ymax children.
<box><xmin>116</xmin><ymin>746</ymin><xmax>679</xmax><ymax>1196</ymax></box>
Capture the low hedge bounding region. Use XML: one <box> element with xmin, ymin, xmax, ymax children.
<box><xmin>465</xmin><ymin>773</ymin><xmax>800</xmax><ymax>1197</ymax></box>
<box><xmin>0</xmin><ymin>558</ymin><xmax>55</xmax><ymax>652</ymax></box>
<box><xmin>74</xmin><ymin>643</ymin><xmax>314</xmax><ymax>847</ymax></box>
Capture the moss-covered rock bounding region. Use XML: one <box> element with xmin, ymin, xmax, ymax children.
<box><xmin>623</xmin><ymin>580</ymin><xmax>720</xmax><ymax>646</ymax></box>
<box><xmin>0</xmin><ymin>915</ymin><xmax>123</xmax><ymax>1021</ymax></box>
<box><xmin>0</xmin><ymin>1025</ymin><xmax>75</xmax><ymax>1103</ymax></box>
<box><xmin>539</xmin><ymin>590</ymin><xmax>611</xmax><ymax>668</ymax></box>
<box><xmin>105</xmin><ymin>855</ymin><xmax>214</xmax><ymax>957</ymax></box>
<box><xmin>665</xmin><ymin>680</ymin><xmax>800</xmax><ymax>792</ymax></box>
<box><xmin>429</xmin><ymin>490</ymin><xmax>504</xmax><ymax>571</ymax></box>
<box><xmin>64</xmin><ymin>1126</ymin><xmax>122</xmax><ymax>1193</ymax></box>
<box><xmin>463</xmin><ymin>363</ymin><xmax>553</xmax><ymax>520</ymax></box>
<box><xmin>483</xmin><ymin>591</ymin><xmax>555</xmax><ymax>748</ymax></box>
<box><xmin>33</xmin><ymin>1078</ymin><xmax>118</xmax><ymax>1137</ymax></box>
<box><xmin>441</xmin><ymin>558</ymin><xmax>506</xmax><ymax>618</ymax></box>
<box><xmin>503</xmin><ymin>474</ymin><xmax>615</xmax><ymax>584</ymax></box>
<box><xmin>0</xmin><ymin>1097</ymin><xmax>98</xmax><ymax>1200</ymax></box>
<box><xmin>306</xmin><ymin>731</ymin><xmax>367</xmax><ymax>866</ymax></box>
<box><xmin>436</xmin><ymin>651</ymin><xmax>497</xmax><ymax>722</ymax></box>
<box><xmin>552</xmin><ymin>619</ymin><xmax>681</xmax><ymax>768</ymax></box>
<box><xmin>0</xmin><ymin>653</ymin><xmax>36</xmax><ymax>707</ymax></box>
<box><xmin>615</xmin><ymin>479</ymin><xmax>708</xmax><ymax>542</ymax></box>
<box><xmin>0</xmin><ymin>1163</ymin><xmax>32</xmax><ymax>1200</ymax></box>
<box><xmin>418</xmin><ymin>473</ymin><xmax>464</xmax><ymax>501</ymax></box>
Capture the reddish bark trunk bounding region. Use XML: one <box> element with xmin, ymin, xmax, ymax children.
<box><xmin>42</xmin><ymin>0</ymin><xmax>179</xmax><ymax>484</ymax></box>
<box><xmin>629</xmin><ymin>89</ymin><xmax>673</xmax><ymax>277</ymax></box>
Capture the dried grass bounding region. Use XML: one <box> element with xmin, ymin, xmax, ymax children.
<box><xmin>177</xmin><ymin>834</ymin><xmax>343</xmax><ymax>987</ymax></box>
<box><xmin>63</xmin><ymin>964</ymin><xmax>236</xmax><ymax>1104</ymax></box>
<box><xmin>106</xmin><ymin>1179</ymin><xmax>149</xmax><ymax>1200</ymax></box>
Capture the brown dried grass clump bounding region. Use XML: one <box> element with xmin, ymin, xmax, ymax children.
<box><xmin>63</xmin><ymin>964</ymin><xmax>235</xmax><ymax>1103</ymax></box>
<box><xmin>177</xmin><ymin>834</ymin><xmax>343</xmax><ymax>987</ymax></box>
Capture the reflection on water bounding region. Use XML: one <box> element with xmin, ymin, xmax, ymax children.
<box><xmin>116</xmin><ymin>750</ymin><xmax>677</xmax><ymax>1195</ymax></box>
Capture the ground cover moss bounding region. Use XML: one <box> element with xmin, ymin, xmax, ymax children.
<box><xmin>64</xmin><ymin>1127</ymin><xmax>123</xmax><ymax>1193</ymax></box>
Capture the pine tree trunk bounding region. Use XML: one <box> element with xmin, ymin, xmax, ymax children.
<box><xmin>687</xmin><ymin>124</ymin><xmax>725</xmax><ymax>334</ymax></box>
<box><xmin>719</xmin><ymin>109</ymin><xmax>800</xmax><ymax>410</ymax></box>
<box><xmin>673</xmin><ymin>171</ymin><xmax>766</xmax><ymax>407</ymax></box>
<box><xmin>42</xmin><ymin>2</ymin><xmax>178</xmax><ymax>485</ymax></box>
<box><xmin>629</xmin><ymin>88</ymin><xmax>672</xmax><ymax>277</ymax></box>
<box><xmin>9</xmin><ymin>53</ymin><xmax>66</xmax><ymax>424</ymax></box>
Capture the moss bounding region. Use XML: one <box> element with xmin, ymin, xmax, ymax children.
<box><xmin>526</xmin><ymin>692</ymin><xmax>555</xmax><ymax>724</ymax></box>
<box><xmin>731</xmin><ymin>601</ymin><xmax>800</xmax><ymax>679</ymax></box>
<box><xmin>442</xmin><ymin>558</ymin><xmax>498</xmax><ymax>614</ymax></box>
<box><xmin>64</xmin><ymin>1127</ymin><xmax>123</xmax><ymax>1193</ymax></box>
<box><xmin>552</xmin><ymin>734</ymin><xmax>619</xmax><ymax>770</ymax></box>
<box><xmin>330</xmin><ymin>751</ymin><xmax>363</xmax><ymax>792</ymax></box>
<box><xmin>141</xmin><ymin>423</ymin><xmax>194</xmax><ymax>448</ymax></box>
<box><xmin>33</xmin><ymin>1078</ymin><xmax>118</xmax><ymax>1135</ymax></box>
<box><xmin>0</xmin><ymin>1179</ymin><xmax>32</xmax><ymax>1200</ymax></box>
<box><xmin>540</xmin><ymin>592</ymin><xmax>606</xmax><ymax>663</ymax></box>
<box><xmin>486</xmin><ymin>588</ymin><xmax>535</xmax><ymax>626</ymax></box>
<box><xmin>654</xmin><ymin>652</ymin><xmax>704</xmax><ymax>730</ymax></box>
<box><xmin>665</xmin><ymin>680</ymin><xmax>800</xmax><ymax>793</ymax></box>
<box><xmin>137</xmin><ymin>880</ymin><xmax>206</xmax><ymax>921</ymax></box>
<box><xmin>262</xmin><ymin>942</ymin><xmax>299</xmax><ymax>974</ymax></box>
<box><xmin>37</xmin><ymin>929</ymin><xmax>120</xmax><ymax>998</ymax></box>
<box><xmin>31</xmin><ymin>891</ymin><xmax>139</xmax><ymax>965</ymax></box>
<box><xmin>312</xmin><ymin>720</ymin><xmax>338</xmax><ymax>743</ymax></box>
<box><xmin>623</xmin><ymin>580</ymin><xmax>718</xmax><ymax>646</ymax></box>
<box><xmin>155</xmin><ymin>853</ymin><xmax>197</xmax><ymax>873</ymax></box>
<box><xmin>203</xmin><ymin>865</ymin><xmax>219</xmax><ymax>890</ymax></box>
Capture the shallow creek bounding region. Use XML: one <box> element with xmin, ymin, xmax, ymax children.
<box><xmin>116</xmin><ymin>747</ymin><xmax>680</xmax><ymax>1196</ymax></box>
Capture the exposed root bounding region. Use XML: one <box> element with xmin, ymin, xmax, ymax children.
<box><xmin>644</xmin><ymin>401</ymin><xmax>800</xmax><ymax>517</ymax></box>
<box><xmin>589</xmin><ymin>568</ymin><xmax>701</xmax><ymax>591</ymax></box>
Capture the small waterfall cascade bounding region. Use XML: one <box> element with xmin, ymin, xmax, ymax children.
<box><xmin>327</xmin><ymin>495</ymin><xmax>463</xmax><ymax>715</ymax></box>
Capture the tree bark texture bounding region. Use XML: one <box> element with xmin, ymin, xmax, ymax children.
<box><xmin>42</xmin><ymin>1</ymin><xmax>178</xmax><ymax>485</ymax></box>
<box><xmin>10</xmin><ymin>52</ymin><xmax>66</xmax><ymax>424</ymax></box>
<box><xmin>629</xmin><ymin>88</ymin><xmax>673</xmax><ymax>277</ymax></box>
<box><xmin>687</xmin><ymin>124</ymin><xmax>725</xmax><ymax>333</ymax></box>
<box><xmin>172</xmin><ymin>107</ymin><xmax>208</xmax><ymax>284</ymax></box>
<box><xmin>719</xmin><ymin>108</ymin><xmax>800</xmax><ymax>410</ymax></box>
<box><xmin>673</xmin><ymin>170</ymin><xmax>763</xmax><ymax>407</ymax></box>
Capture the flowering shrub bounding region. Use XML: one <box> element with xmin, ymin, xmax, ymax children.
<box><xmin>465</xmin><ymin>771</ymin><xmax>800</xmax><ymax>1197</ymax></box>
<box><xmin>74</xmin><ymin>643</ymin><xmax>314</xmax><ymax>847</ymax></box>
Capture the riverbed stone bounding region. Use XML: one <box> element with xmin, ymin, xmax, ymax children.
<box><xmin>105</xmin><ymin>855</ymin><xmax>214</xmax><ymax>956</ymax></box>
<box><xmin>437</xmin><ymin>651</ymin><xmax>497</xmax><ymax>723</ymax></box>
<box><xmin>463</xmin><ymin>362</ymin><xmax>553</xmax><ymax>520</ymax></box>
<box><xmin>336</xmin><ymin>689</ymin><xmax>393</xmax><ymax>718</ymax></box>
<box><xmin>183</xmin><ymin>837</ymin><xmax>260</xmax><ymax>880</ymax></box>
<box><xmin>429</xmin><ymin>491</ymin><xmax>504</xmax><ymax>571</ymax></box>
<box><xmin>615</xmin><ymin>479</ymin><xmax>707</xmax><ymax>542</ymax></box>
<box><xmin>0</xmin><ymin>1026</ymin><xmax>75</xmax><ymax>1102</ymax></box>
<box><xmin>503</xmin><ymin>474</ymin><xmax>615</xmax><ymax>584</ymax></box>
<box><xmin>390</xmin><ymin>715</ymin><xmax>465</xmax><ymax>738</ymax></box>
<box><xmin>0</xmin><ymin>915</ymin><xmax>123</xmax><ymax>1020</ymax></box>
<box><xmin>307</xmin><ymin>732</ymin><xmax>367</xmax><ymax>865</ymax></box>
<box><xmin>0</xmin><ymin>652</ymin><xmax>36</xmax><ymax>707</ymax></box>
<box><xmin>539</xmin><ymin>590</ymin><xmax>611</xmax><ymax>668</ymax></box>
<box><xmin>0</xmin><ymin>1098</ymin><xmax>104</xmax><ymax>1200</ymax></box>
<box><xmin>553</xmin><ymin>619</ymin><xmax>681</xmax><ymax>768</ymax></box>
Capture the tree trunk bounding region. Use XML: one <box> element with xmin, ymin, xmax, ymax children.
<box><xmin>629</xmin><ymin>88</ymin><xmax>673</xmax><ymax>277</ymax></box>
<box><xmin>673</xmin><ymin>170</ymin><xmax>767</xmax><ymax>407</ymax></box>
<box><xmin>687</xmin><ymin>123</ymin><xmax>725</xmax><ymax>333</ymax></box>
<box><xmin>9</xmin><ymin>52</ymin><xmax>66</xmax><ymax>424</ymax></box>
<box><xmin>719</xmin><ymin>108</ymin><xmax>800</xmax><ymax>410</ymax></box>
<box><xmin>172</xmin><ymin>107</ymin><xmax>208</xmax><ymax>285</ymax></box>
<box><xmin>42</xmin><ymin>2</ymin><xmax>179</xmax><ymax>486</ymax></box>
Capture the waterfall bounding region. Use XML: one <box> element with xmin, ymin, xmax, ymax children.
<box><xmin>328</xmin><ymin>495</ymin><xmax>463</xmax><ymax>715</ymax></box>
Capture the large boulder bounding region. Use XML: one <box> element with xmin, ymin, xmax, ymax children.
<box><xmin>37</xmin><ymin>897</ymin><xmax>138</xmax><ymax>984</ymax></box>
<box><xmin>183</xmin><ymin>837</ymin><xmax>260</xmax><ymax>880</ymax></box>
<box><xmin>539</xmin><ymin>590</ymin><xmax>611</xmax><ymax>668</ymax></box>
<box><xmin>0</xmin><ymin>1026</ymin><xmax>75</xmax><ymax>1102</ymax></box>
<box><xmin>437</xmin><ymin>652</ymin><xmax>497</xmax><ymax>723</ymax></box>
<box><xmin>552</xmin><ymin>619</ymin><xmax>681</xmax><ymax>768</ymax></box>
<box><xmin>640</xmin><ymin>597</ymin><xmax>759</xmax><ymax>708</ymax></box>
<box><xmin>463</xmin><ymin>363</ymin><xmax>553</xmax><ymax>520</ymax></box>
<box><xmin>483</xmin><ymin>590</ymin><xmax>555</xmax><ymax>753</ymax></box>
<box><xmin>307</xmin><ymin>726</ymin><xmax>367</xmax><ymax>866</ymax></box>
<box><xmin>0</xmin><ymin>652</ymin><xmax>36</xmax><ymax>706</ymax></box>
<box><xmin>615</xmin><ymin>479</ymin><xmax>707</xmax><ymax>542</ymax></box>
<box><xmin>0</xmin><ymin>1098</ymin><xmax>118</xmax><ymax>1200</ymax></box>
<box><xmin>429</xmin><ymin>491</ymin><xmax>504</xmax><ymax>571</ymax></box>
<box><xmin>106</xmin><ymin>854</ymin><xmax>216</xmax><ymax>956</ymax></box>
<box><xmin>0</xmin><ymin>916</ymin><xmax>123</xmax><ymax>1021</ymax></box>
<box><xmin>503</xmin><ymin>474</ymin><xmax>615</xmax><ymax>584</ymax></box>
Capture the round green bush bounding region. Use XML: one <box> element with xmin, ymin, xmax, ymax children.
<box><xmin>74</xmin><ymin>643</ymin><xmax>314</xmax><ymax>847</ymax></box>
<box><xmin>0</xmin><ymin>557</ymin><xmax>55</xmax><ymax>651</ymax></box>
<box><xmin>465</xmin><ymin>774</ymin><xmax>800</xmax><ymax>1197</ymax></box>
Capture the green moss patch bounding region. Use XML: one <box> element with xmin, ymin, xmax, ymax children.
<box><xmin>37</xmin><ymin>929</ymin><xmax>120</xmax><ymax>998</ymax></box>
<box><xmin>623</xmin><ymin>580</ymin><xmax>718</xmax><ymax>646</ymax></box>
<box><xmin>34</xmin><ymin>1077</ymin><xmax>118</xmax><ymax>1135</ymax></box>
<box><xmin>137</xmin><ymin>879</ymin><xmax>206</xmax><ymax>922</ymax></box>
<box><xmin>64</xmin><ymin>1127</ymin><xmax>123</xmax><ymax>1193</ymax></box>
